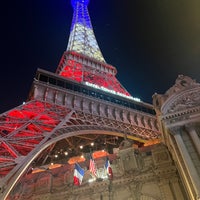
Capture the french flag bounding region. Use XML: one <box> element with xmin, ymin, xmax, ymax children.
<box><xmin>73</xmin><ymin>163</ymin><xmax>85</xmax><ymax>186</ymax></box>
<box><xmin>105</xmin><ymin>157</ymin><xmax>113</xmax><ymax>180</ymax></box>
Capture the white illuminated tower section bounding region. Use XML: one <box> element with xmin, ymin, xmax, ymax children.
<box><xmin>56</xmin><ymin>0</ymin><xmax>134</xmax><ymax>100</ymax></box>
<box><xmin>67</xmin><ymin>0</ymin><xmax>105</xmax><ymax>62</ymax></box>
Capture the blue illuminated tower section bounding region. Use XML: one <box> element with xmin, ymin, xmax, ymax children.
<box><xmin>68</xmin><ymin>0</ymin><xmax>105</xmax><ymax>62</ymax></box>
<box><xmin>56</xmin><ymin>0</ymin><xmax>133</xmax><ymax>99</ymax></box>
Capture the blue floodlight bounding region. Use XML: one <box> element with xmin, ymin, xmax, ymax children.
<box><xmin>71</xmin><ymin>0</ymin><xmax>90</xmax><ymax>9</ymax></box>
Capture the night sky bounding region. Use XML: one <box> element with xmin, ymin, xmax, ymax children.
<box><xmin>1</xmin><ymin>0</ymin><xmax>200</xmax><ymax>113</ymax></box>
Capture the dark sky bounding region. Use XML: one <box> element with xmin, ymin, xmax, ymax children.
<box><xmin>1</xmin><ymin>0</ymin><xmax>200</xmax><ymax>113</ymax></box>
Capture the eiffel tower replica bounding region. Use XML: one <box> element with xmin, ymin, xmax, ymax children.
<box><xmin>0</xmin><ymin>0</ymin><xmax>161</xmax><ymax>199</ymax></box>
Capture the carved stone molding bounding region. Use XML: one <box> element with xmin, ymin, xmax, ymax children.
<box><xmin>165</xmin><ymin>75</ymin><xmax>200</xmax><ymax>96</ymax></box>
<box><xmin>153</xmin><ymin>75</ymin><xmax>200</xmax><ymax>115</ymax></box>
<box><xmin>168</xmin><ymin>126</ymin><xmax>182</xmax><ymax>135</ymax></box>
<box><xmin>152</xmin><ymin>144</ymin><xmax>172</xmax><ymax>166</ymax></box>
<box><xmin>161</xmin><ymin>106</ymin><xmax>200</xmax><ymax>128</ymax></box>
<box><xmin>184</xmin><ymin>122</ymin><xmax>200</xmax><ymax>131</ymax></box>
<box><xmin>163</xmin><ymin>89</ymin><xmax>200</xmax><ymax>114</ymax></box>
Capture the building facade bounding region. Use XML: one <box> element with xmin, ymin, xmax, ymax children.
<box><xmin>8</xmin><ymin>143</ymin><xmax>187</xmax><ymax>200</ymax></box>
<box><xmin>153</xmin><ymin>75</ymin><xmax>200</xmax><ymax>200</ymax></box>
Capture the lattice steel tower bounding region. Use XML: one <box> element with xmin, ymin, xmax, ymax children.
<box><xmin>0</xmin><ymin>0</ymin><xmax>161</xmax><ymax>199</ymax></box>
<box><xmin>56</xmin><ymin>0</ymin><xmax>132</xmax><ymax>98</ymax></box>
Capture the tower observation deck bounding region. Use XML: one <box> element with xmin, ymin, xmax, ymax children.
<box><xmin>0</xmin><ymin>0</ymin><xmax>161</xmax><ymax>199</ymax></box>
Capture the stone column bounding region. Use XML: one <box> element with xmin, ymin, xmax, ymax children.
<box><xmin>159</xmin><ymin>179</ymin><xmax>174</xmax><ymax>200</ymax></box>
<box><xmin>173</xmin><ymin>131</ymin><xmax>200</xmax><ymax>200</ymax></box>
<box><xmin>170</xmin><ymin>177</ymin><xmax>185</xmax><ymax>200</ymax></box>
<box><xmin>185</xmin><ymin>125</ymin><xmax>200</xmax><ymax>156</ymax></box>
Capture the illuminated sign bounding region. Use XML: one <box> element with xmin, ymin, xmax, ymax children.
<box><xmin>85</xmin><ymin>82</ymin><xmax>141</xmax><ymax>102</ymax></box>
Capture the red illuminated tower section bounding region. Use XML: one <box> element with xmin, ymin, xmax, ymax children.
<box><xmin>56</xmin><ymin>0</ymin><xmax>132</xmax><ymax>99</ymax></box>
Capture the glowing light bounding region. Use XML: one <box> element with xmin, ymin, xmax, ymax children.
<box><xmin>92</xmin><ymin>150</ymin><xmax>109</xmax><ymax>159</ymax></box>
<box><xmin>54</xmin><ymin>154</ymin><xmax>58</xmax><ymax>158</ymax></box>
<box><xmin>64</xmin><ymin>151</ymin><xmax>68</xmax><ymax>156</ymax></box>
<box><xmin>88</xmin><ymin>177</ymin><xmax>96</xmax><ymax>183</ymax></box>
<box><xmin>71</xmin><ymin>0</ymin><xmax>90</xmax><ymax>9</ymax></box>
<box><xmin>91</xmin><ymin>142</ymin><xmax>94</xmax><ymax>146</ymax></box>
<box><xmin>48</xmin><ymin>163</ymin><xmax>62</xmax><ymax>169</ymax></box>
<box><xmin>68</xmin><ymin>156</ymin><xmax>86</xmax><ymax>164</ymax></box>
<box><xmin>80</xmin><ymin>145</ymin><xmax>83</xmax><ymax>149</ymax></box>
<box><xmin>60</xmin><ymin>59</ymin><xmax>83</xmax><ymax>82</ymax></box>
<box><xmin>84</xmin><ymin>82</ymin><xmax>141</xmax><ymax>102</ymax></box>
<box><xmin>133</xmin><ymin>97</ymin><xmax>141</xmax><ymax>102</ymax></box>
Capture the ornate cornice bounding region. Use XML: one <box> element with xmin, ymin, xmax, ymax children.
<box><xmin>153</xmin><ymin>75</ymin><xmax>200</xmax><ymax>115</ymax></box>
<box><xmin>153</xmin><ymin>75</ymin><xmax>200</xmax><ymax>127</ymax></box>
<box><xmin>161</xmin><ymin>87</ymin><xmax>200</xmax><ymax>115</ymax></box>
<box><xmin>161</xmin><ymin>106</ymin><xmax>200</xmax><ymax>128</ymax></box>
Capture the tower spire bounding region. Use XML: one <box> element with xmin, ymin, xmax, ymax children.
<box><xmin>67</xmin><ymin>0</ymin><xmax>105</xmax><ymax>63</ymax></box>
<box><xmin>56</xmin><ymin>0</ymin><xmax>133</xmax><ymax>100</ymax></box>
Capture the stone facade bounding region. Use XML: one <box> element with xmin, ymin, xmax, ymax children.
<box><xmin>8</xmin><ymin>143</ymin><xmax>186</xmax><ymax>200</ymax></box>
<box><xmin>153</xmin><ymin>75</ymin><xmax>200</xmax><ymax>200</ymax></box>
